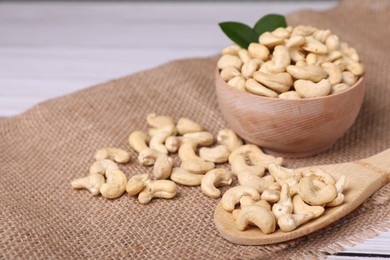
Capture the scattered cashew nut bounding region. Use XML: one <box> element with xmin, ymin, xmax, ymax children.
<box><xmin>201</xmin><ymin>168</ymin><xmax>232</xmax><ymax>198</ymax></box>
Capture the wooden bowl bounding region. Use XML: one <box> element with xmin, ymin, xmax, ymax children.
<box><xmin>215</xmin><ymin>69</ymin><xmax>365</xmax><ymax>158</ymax></box>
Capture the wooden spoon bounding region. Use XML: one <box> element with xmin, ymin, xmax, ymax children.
<box><xmin>214</xmin><ymin>149</ymin><xmax>390</xmax><ymax>245</ymax></box>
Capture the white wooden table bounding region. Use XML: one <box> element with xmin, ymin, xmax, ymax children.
<box><xmin>0</xmin><ymin>2</ymin><xmax>388</xmax><ymax>259</ymax></box>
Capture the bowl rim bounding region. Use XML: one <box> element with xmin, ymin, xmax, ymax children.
<box><xmin>215</xmin><ymin>67</ymin><xmax>364</xmax><ymax>102</ymax></box>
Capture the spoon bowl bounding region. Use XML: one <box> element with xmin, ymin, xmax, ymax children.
<box><xmin>214</xmin><ymin>149</ymin><xmax>390</xmax><ymax>245</ymax></box>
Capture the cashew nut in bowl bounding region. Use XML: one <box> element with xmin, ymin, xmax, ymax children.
<box><xmin>128</xmin><ymin>131</ymin><xmax>149</xmax><ymax>154</ymax></box>
<box><xmin>221</xmin><ymin>185</ymin><xmax>260</xmax><ymax>212</ymax></box>
<box><xmin>227</xmin><ymin>76</ymin><xmax>246</xmax><ymax>91</ymax></box>
<box><xmin>248</xmin><ymin>43</ymin><xmax>269</xmax><ymax>61</ymax></box>
<box><xmin>237</xmin><ymin>171</ymin><xmax>274</xmax><ymax>193</ymax></box>
<box><xmin>321</xmin><ymin>62</ymin><xmax>342</xmax><ymax>85</ymax></box>
<box><xmin>94</xmin><ymin>148</ymin><xmax>130</xmax><ymax>164</ymax></box>
<box><xmin>201</xmin><ymin>168</ymin><xmax>232</xmax><ymax>198</ymax></box>
<box><xmin>272</xmin><ymin>183</ymin><xmax>293</xmax><ymax>220</ymax></box>
<box><xmin>217</xmin><ymin>54</ymin><xmax>243</xmax><ymax>70</ymax></box>
<box><xmin>238</xmin><ymin>49</ymin><xmax>251</xmax><ymax>64</ymax></box>
<box><xmin>138</xmin><ymin>180</ymin><xmax>177</xmax><ymax>204</ymax></box>
<box><xmin>292</xmin><ymin>195</ymin><xmax>324</xmax><ymax>218</ymax></box>
<box><xmin>220</xmin><ymin>67</ymin><xmax>241</xmax><ymax>81</ymax></box>
<box><xmin>199</xmin><ymin>145</ymin><xmax>230</xmax><ymax>163</ymax></box>
<box><xmin>265</xmin><ymin>45</ymin><xmax>291</xmax><ymax>73</ymax></box>
<box><xmin>216</xmin><ymin>129</ymin><xmax>243</xmax><ymax>152</ymax></box>
<box><xmin>89</xmin><ymin>159</ymin><xmax>119</xmax><ymax>175</ymax></box>
<box><xmin>253</xmin><ymin>71</ymin><xmax>293</xmax><ymax>93</ymax></box>
<box><xmin>298</xmin><ymin>176</ymin><xmax>337</xmax><ymax>206</ymax></box>
<box><xmin>259</xmin><ymin>32</ymin><xmax>284</xmax><ymax>48</ymax></box>
<box><xmin>235</xmin><ymin>205</ymin><xmax>276</xmax><ymax>234</ymax></box>
<box><xmin>170</xmin><ymin>167</ymin><xmax>204</xmax><ymax>186</ymax></box>
<box><xmin>277</xmin><ymin>213</ymin><xmax>314</xmax><ymax>232</ymax></box>
<box><xmin>279</xmin><ymin>91</ymin><xmax>301</xmax><ymax>100</ymax></box>
<box><xmin>100</xmin><ymin>169</ymin><xmax>127</xmax><ymax>199</ymax></box>
<box><xmin>294</xmin><ymin>79</ymin><xmax>332</xmax><ymax>98</ymax></box>
<box><xmin>176</xmin><ymin>117</ymin><xmax>204</xmax><ymax>135</ymax></box>
<box><xmin>138</xmin><ymin>148</ymin><xmax>162</xmax><ymax>166</ymax></box>
<box><xmin>126</xmin><ymin>174</ymin><xmax>150</xmax><ymax>196</ymax></box>
<box><xmin>242</xmin><ymin>59</ymin><xmax>262</xmax><ymax>79</ymax></box>
<box><xmin>286</xmin><ymin>64</ymin><xmax>327</xmax><ymax>82</ymax></box>
<box><xmin>245</xmin><ymin>78</ymin><xmax>278</xmax><ymax>98</ymax></box>
<box><xmin>302</xmin><ymin>36</ymin><xmax>328</xmax><ymax>55</ymax></box>
<box><xmin>153</xmin><ymin>154</ymin><xmax>173</xmax><ymax>180</ymax></box>
<box><xmin>222</xmin><ymin>45</ymin><xmax>241</xmax><ymax>56</ymax></box>
<box><xmin>71</xmin><ymin>174</ymin><xmax>105</xmax><ymax>196</ymax></box>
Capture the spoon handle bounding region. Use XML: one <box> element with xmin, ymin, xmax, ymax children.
<box><xmin>357</xmin><ymin>148</ymin><xmax>390</xmax><ymax>185</ymax></box>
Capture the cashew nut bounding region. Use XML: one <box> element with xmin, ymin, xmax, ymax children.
<box><xmin>344</xmin><ymin>56</ymin><xmax>365</xmax><ymax>76</ymax></box>
<box><xmin>272</xmin><ymin>27</ymin><xmax>290</xmax><ymax>39</ymax></box>
<box><xmin>201</xmin><ymin>168</ymin><xmax>232</xmax><ymax>198</ymax></box>
<box><xmin>303</xmin><ymin>36</ymin><xmax>328</xmax><ymax>54</ymax></box>
<box><xmin>322</xmin><ymin>62</ymin><xmax>342</xmax><ymax>85</ymax></box>
<box><xmin>291</xmin><ymin>25</ymin><xmax>316</xmax><ymax>37</ymax></box>
<box><xmin>292</xmin><ymin>195</ymin><xmax>324</xmax><ymax>218</ymax></box>
<box><xmin>128</xmin><ymin>131</ymin><xmax>149</xmax><ymax>154</ymax></box>
<box><xmin>100</xmin><ymin>169</ymin><xmax>127</xmax><ymax>199</ymax></box>
<box><xmin>277</xmin><ymin>213</ymin><xmax>314</xmax><ymax>232</ymax></box>
<box><xmin>331</xmin><ymin>83</ymin><xmax>350</xmax><ymax>94</ymax></box>
<box><xmin>298</xmin><ymin>176</ymin><xmax>338</xmax><ymax>206</ymax></box>
<box><xmin>138</xmin><ymin>180</ymin><xmax>177</xmax><ymax>204</ymax></box>
<box><xmin>178</xmin><ymin>140</ymin><xmax>201</xmax><ymax>161</ymax></box>
<box><xmin>71</xmin><ymin>174</ymin><xmax>105</xmax><ymax>196</ymax></box>
<box><xmin>94</xmin><ymin>148</ymin><xmax>130</xmax><ymax>163</ymax></box>
<box><xmin>313</xmin><ymin>29</ymin><xmax>331</xmax><ymax>43</ymax></box>
<box><xmin>165</xmin><ymin>136</ymin><xmax>181</xmax><ymax>153</ymax></box>
<box><xmin>326</xmin><ymin>175</ymin><xmax>346</xmax><ymax>207</ymax></box>
<box><xmin>220</xmin><ymin>67</ymin><xmax>241</xmax><ymax>81</ymax></box>
<box><xmin>126</xmin><ymin>174</ymin><xmax>150</xmax><ymax>196</ymax></box>
<box><xmin>253</xmin><ymin>71</ymin><xmax>293</xmax><ymax>93</ymax></box>
<box><xmin>248</xmin><ymin>43</ymin><xmax>269</xmax><ymax>61</ymax></box>
<box><xmin>222</xmin><ymin>45</ymin><xmax>241</xmax><ymax>55</ymax></box>
<box><xmin>268</xmin><ymin>164</ymin><xmax>299</xmax><ymax>182</ymax></box>
<box><xmin>294</xmin><ymin>79</ymin><xmax>332</xmax><ymax>98</ymax></box>
<box><xmin>235</xmin><ymin>205</ymin><xmax>276</xmax><ymax>234</ymax></box>
<box><xmin>272</xmin><ymin>183</ymin><xmax>293</xmax><ymax>220</ymax></box>
<box><xmin>238</xmin><ymin>49</ymin><xmax>251</xmax><ymax>64</ymax></box>
<box><xmin>241</xmin><ymin>59</ymin><xmax>262</xmax><ymax>79</ymax></box>
<box><xmin>237</xmin><ymin>171</ymin><xmax>274</xmax><ymax>193</ymax></box>
<box><xmin>221</xmin><ymin>185</ymin><xmax>260</xmax><ymax>212</ymax></box>
<box><xmin>199</xmin><ymin>145</ymin><xmax>230</xmax><ymax>163</ymax></box>
<box><xmin>216</xmin><ymin>128</ymin><xmax>243</xmax><ymax>152</ymax></box>
<box><xmin>285</xmin><ymin>35</ymin><xmax>306</xmax><ymax>49</ymax></box>
<box><xmin>261</xmin><ymin>189</ymin><xmax>280</xmax><ymax>203</ymax></box>
<box><xmin>326</xmin><ymin>34</ymin><xmax>340</xmax><ymax>51</ymax></box>
<box><xmin>246</xmin><ymin>145</ymin><xmax>284</xmax><ymax>169</ymax></box>
<box><xmin>265</xmin><ymin>45</ymin><xmax>291</xmax><ymax>73</ymax></box>
<box><xmin>302</xmin><ymin>167</ymin><xmax>335</xmax><ymax>185</ymax></box>
<box><xmin>279</xmin><ymin>91</ymin><xmax>301</xmax><ymax>100</ymax></box>
<box><xmin>89</xmin><ymin>159</ymin><xmax>119</xmax><ymax>175</ymax></box>
<box><xmin>176</xmin><ymin>117</ymin><xmax>204</xmax><ymax>135</ymax></box>
<box><xmin>217</xmin><ymin>54</ymin><xmax>243</xmax><ymax>70</ymax></box>
<box><xmin>138</xmin><ymin>148</ymin><xmax>162</xmax><ymax>166</ymax></box>
<box><xmin>147</xmin><ymin>113</ymin><xmax>177</xmax><ymax>136</ymax></box>
<box><xmin>342</xmin><ymin>71</ymin><xmax>358</xmax><ymax>85</ymax></box>
<box><xmin>259</xmin><ymin>32</ymin><xmax>284</xmax><ymax>48</ymax></box>
<box><xmin>239</xmin><ymin>196</ymin><xmax>271</xmax><ymax>210</ymax></box>
<box><xmin>286</xmin><ymin>64</ymin><xmax>327</xmax><ymax>82</ymax></box>
<box><xmin>229</xmin><ymin>148</ymin><xmax>265</xmax><ymax>177</ymax></box>
<box><xmin>149</xmin><ymin>131</ymin><xmax>170</xmax><ymax>154</ymax></box>
<box><xmin>170</xmin><ymin>167</ymin><xmax>204</xmax><ymax>186</ymax></box>
<box><xmin>182</xmin><ymin>131</ymin><xmax>214</xmax><ymax>147</ymax></box>
<box><xmin>245</xmin><ymin>78</ymin><xmax>278</xmax><ymax>98</ymax></box>
<box><xmin>227</xmin><ymin>76</ymin><xmax>246</xmax><ymax>91</ymax></box>
<box><xmin>180</xmin><ymin>160</ymin><xmax>215</xmax><ymax>175</ymax></box>
<box><xmin>153</xmin><ymin>154</ymin><xmax>173</xmax><ymax>180</ymax></box>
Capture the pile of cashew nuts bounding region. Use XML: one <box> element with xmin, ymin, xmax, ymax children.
<box><xmin>71</xmin><ymin>113</ymin><xmax>346</xmax><ymax>233</ymax></box>
<box><xmin>218</xmin><ymin>25</ymin><xmax>364</xmax><ymax>98</ymax></box>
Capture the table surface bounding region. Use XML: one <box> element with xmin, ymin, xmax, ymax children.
<box><xmin>0</xmin><ymin>1</ymin><xmax>389</xmax><ymax>259</ymax></box>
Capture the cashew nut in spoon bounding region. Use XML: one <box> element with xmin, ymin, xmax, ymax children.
<box><xmin>138</xmin><ymin>179</ymin><xmax>177</xmax><ymax>204</ymax></box>
<box><xmin>237</xmin><ymin>171</ymin><xmax>274</xmax><ymax>193</ymax></box>
<box><xmin>201</xmin><ymin>168</ymin><xmax>233</xmax><ymax>198</ymax></box>
<box><xmin>261</xmin><ymin>189</ymin><xmax>281</xmax><ymax>203</ymax></box>
<box><xmin>268</xmin><ymin>163</ymin><xmax>301</xmax><ymax>182</ymax></box>
<box><xmin>126</xmin><ymin>174</ymin><xmax>150</xmax><ymax>196</ymax></box>
<box><xmin>94</xmin><ymin>148</ymin><xmax>130</xmax><ymax>163</ymax></box>
<box><xmin>216</xmin><ymin>128</ymin><xmax>243</xmax><ymax>152</ymax></box>
<box><xmin>272</xmin><ymin>183</ymin><xmax>293</xmax><ymax>220</ymax></box>
<box><xmin>293</xmin><ymin>195</ymin><xmax>324</xmax><ymax>218</ymax></box>
<box><xmin>100</xmin><ymin>169</ymin><xmax>127</xmax><ymax>199</ymax></box>
<box><xmin>302</xmin><ymin>167</ymin><xmax>335</xmax><ymax>185</ymax></box>
<box><xmin>235</xmin><ymin>205</ymin><xmax>276</xmax><ymax>234</ymax></box>
<box><xmin>176</xmin><ymin>117</ymin><xmax>204</xmax><ymax>135</ymax></box>
<box><xmin>294</xmin><ymin>79</ymin><xmax>332</xmax><ymax>98</ymax></box>
<box><xmin>89</xmin><ymin>159</ymin><xmax>119</xmax><ymax>175</ymax></box>
<box><xmin>239</xmin><ymin>196</ymin><xmax>271</xmax><ymax>210</ymax></box>
<box><xmin>298</xmin><ymin>176</ymin><xmax>338</xmax><ymax>206</ymax></box>
<box><xmin>71</xmin><ymin>174</ymin><xmax>105</xmax><ymax>196</ymax></box>
<box><xmin>147</xmin><ymin>113</ymin><xmax>177</xmax><ymax>136</ymax></box>
<box><xmin>128</xmin><ymin>131</ymin><xmax>149</xmax><ymax>154</ymax></box>
<box><xmin>199</xmin><ymin>145</ymin><xmax>230</xmax><ymax>163</ymax></box>
<box><xmin>153</xmin><ymin>154</ymin><xmax>173</xmax><ymax>180</ymax></box>
<box><xmin>326</xmin><ymin>175</ymin><xmax>346</xmax><ymax>207</ymax></box>
<box><xmin>277</xmin><ymin>213</ymin><xmax>314</xmax><ymax>232</ymax></box>
<box><xmin>170</xmin><ymin>167</ymin><xmax>204</xmax><ymax>186</ymax></box>
<box><xmin>221</xmin><ymin>185</ymin><xmax>260</xmax><ymax>212</ymax></box>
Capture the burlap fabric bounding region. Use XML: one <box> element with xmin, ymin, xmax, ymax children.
<box><xmin>1</xmin><ymin>0</ymin><xmax>389</xmax><ymax>258</ymax></box>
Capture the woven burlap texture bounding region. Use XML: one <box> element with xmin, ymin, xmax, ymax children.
<box><xmin>1</xmin><ymin>0</ymin><xmax>389</xmax><ymax>259</ymax></box>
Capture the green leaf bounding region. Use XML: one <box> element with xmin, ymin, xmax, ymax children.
<box><xmin>219</xmin><ymin>22</ymin><xmax>259</xmax><ymax>49</ymax></box>
<box><xmin>253</xmin><ymin>14</ymin><xmax>287</xmax><ymax>35</ymax></box>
